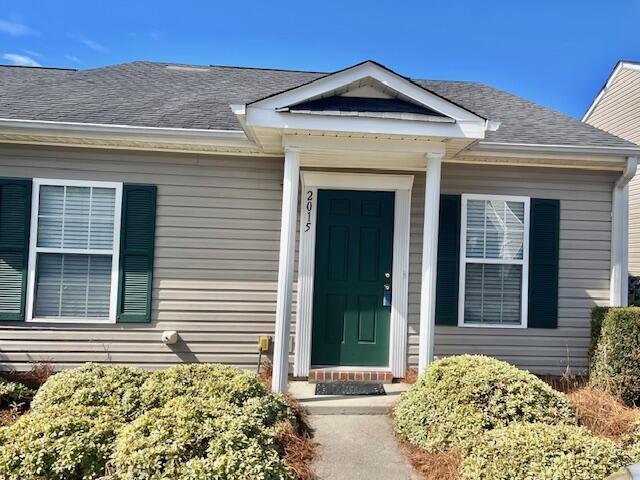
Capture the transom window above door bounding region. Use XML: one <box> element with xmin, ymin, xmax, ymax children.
<box><xmin>26</xmin><ymin>179</ymin><xmax>123</xmax><ymax>323</ymax></box>
<box><xmin>459</xmin><ymin>194</ymin><xmax>530</xmax><ymax>328</ymax></box>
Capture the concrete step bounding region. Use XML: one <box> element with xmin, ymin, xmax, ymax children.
<box><xmin>289</xmin><ymin>381</ymin><xmax>410</xmax><ymax>415</ymax></box>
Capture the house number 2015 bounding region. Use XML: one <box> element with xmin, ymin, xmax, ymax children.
<box><xmin>305</xmin><ymin>190</ymin><xmax>313</xmax><ymax>232</ymax></box>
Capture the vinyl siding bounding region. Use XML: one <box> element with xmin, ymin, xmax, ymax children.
<box><xmin>0</xmin><ymin>145</ymin><xmax>283</xmax><ymax>370</ymax></box>
<box><xmin>584</xmin><ymin>66</ymin><xmax>640</xmax><ymax>274</ymax></box>
<box><xmin>0</xmin><ymin>145</ymin><xmax>615</xmax><ymax>375</ymax></box>
<box><xmin>416</xmin><ymin>163</ymin><xmax>616</xmax><ymax>374</ymax></box>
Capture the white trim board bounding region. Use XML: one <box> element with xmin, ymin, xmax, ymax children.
<box><xmin>25</xmin><ymin>178</ymin><xmax>123</xmax><ymax>324</ymax></box>
<box><xmin>457</xmin><ymin>194</ymin><xmax>530</xmax><ymax>329</ymax></box>
<box><xmin>293</xmin><ymin>171</ymin><xmax>413</xmax><ymax>378</ymax></box>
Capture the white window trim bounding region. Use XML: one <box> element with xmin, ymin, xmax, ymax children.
<box><xmin>458</xmin><ymin>194</ymin><xmax>530</xmax><ymax>329</ymax></box>
<box><xmin>25</xmin><ymin>178</ymin><xmax>123</xmax><ymax>324</ymax></box>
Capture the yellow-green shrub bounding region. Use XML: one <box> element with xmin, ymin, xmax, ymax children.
<box><xmin>590</xmin><ymin>307</ymin><xmax>640</xmax><ymax>406</ymax></box>
<box><xmin>394</xmin><ymin>355</ymin><xmax>575</xmax><ymax>451</ymax></box>
<box><xmin>0</xmin><ymin>378</ymin><xmax>34</xmax><ymax>406</ymax></box>
<box><xmin>111</xmin><ymin>396</ymin><xmax>295</xmax><ymax>480</ymax></box>
<box><xmin>459</xmin><ymin>423</ymin><xmax>631</xmax><ymax>480</ymax></box>
<box><xmin>0</xmin><ymin>405</ymin><xmax>122</xmax><ymax>480</ymax></box>
<box><xmin>31</xmin><ymin>363</ymin><xmax>148</xmax><ymax>419</ymax></box>
<box><xmin>140</xmin><ymin>363</ymin><xmax>273</xmax><ymax>409</ymax></box>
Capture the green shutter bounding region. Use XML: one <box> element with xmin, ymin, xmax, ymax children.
<box><xmin>435</xmin><ymin>194</ymin><xmax>461</xmax><ymax>326</ymax></box>
<box><xmin>0</xmin><ymin>179</ymin><xmax>32</xmax><ymax>321</ymax></box>
<box><xmin>117</xmin><ymin>184</ymin><xmax>157</xmax><ymax>323</ymax></box>
<box><xmin>528</xmin><ymin>198</ymin><xmax>560</xmax><ymax>329</ymax></box>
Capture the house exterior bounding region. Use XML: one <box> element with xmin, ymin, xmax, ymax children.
<box><xmin>583</xmin><ymin>61</ymin><xmax>640</xmax><ymax>276</ymax></box>
<box><xmin>0</xmin><ymin>60</ymin><xmax>638</xmax><ymax>393</ymax></box>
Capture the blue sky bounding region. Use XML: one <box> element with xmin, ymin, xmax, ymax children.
<box><xmin>1</xmin><ymin>0</ymin><xmax>638</xmax><ymax>118</ymax></box>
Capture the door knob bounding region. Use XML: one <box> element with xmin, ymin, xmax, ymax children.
<box><xmin>384</xmin><ymin>284</ymin><xmax>391</xmax><ymax>291</ymax></box>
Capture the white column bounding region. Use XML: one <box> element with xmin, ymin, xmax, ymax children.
<box><xmin>610</xmin><ymin>185</ymin><xmax>629</xmax><ymax>306</ymax></box>
<box><xmin>610</xmin><ymin>156</ymin><xmax>637</xmax><ymax>307</ymax></box>
<box><xmin>418</xmin><ymin>152</ymin><xmax>443</xmax><ymax>375</ymax></box>
<box><xmin>272</xmin><ymin>148</ymin><xmax>300</xmax><ymax>393</ymax></box>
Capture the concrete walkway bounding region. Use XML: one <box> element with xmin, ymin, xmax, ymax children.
<box><xmin>291</xmin><ymin>381</ymin><xmax>410</xmax><ymax>415</ymax></box>
<box><xmin>310</xmin><ymin>415</ymin><xmax>417</xmax><ymax>480</ymax></box>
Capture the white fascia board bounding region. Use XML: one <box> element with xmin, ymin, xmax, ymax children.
<box><xmin>282</xmin><ymin>134</ymin><xmax>446</xmax><ymax>155</ymax></box>
<box><xmin>246</xmin><ymin>107</ymin><xmax>486</xmax><ymax>139</ymax></box>
<box><xmin>249</xmin><ymin>61</ymin><xmax>485</xmax><ymax>124</ymax></box>
<box><xmin>472</xmin><ymin>140</ymin><xmax>640</xmax><ymax>158</ymax></box>
<box><xmin>583</xmin><ymin>62</ymin><xmax>640</xmax><ymax>122</ymax></box>
<box><xmin>0</xmin><ymin>117</ymin><xmax>253</xmax><ymax>148</ymax></box>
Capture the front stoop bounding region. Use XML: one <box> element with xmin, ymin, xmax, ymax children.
<box><xmin>308</xmin><ymin>369</ymin><xmax>394</xmax><ymax>383</ymax></box>
<box><xmin>289</xmin><ymin>381</ymin><xmax>409</xmax><ymax>415</ymax></box>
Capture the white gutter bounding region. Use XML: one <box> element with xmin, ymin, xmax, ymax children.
<box><xmin>473</xmin><ymin>141</ymin><xmax>640</xmax><ymax>157</ymax></box>
<box><xmin>610</xmin><ymin>156</ymin><xmax>638</xmax><ymax>306</ymax></box>
<box><xmin>0</xmin><ymin>117</ymin><xmax>259</xmax><ymax>152</ymax></box>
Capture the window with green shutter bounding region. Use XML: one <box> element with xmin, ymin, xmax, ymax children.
<box><xmin>26</xmin><ymin>179</ymin><xmax>123</xmax><ymax>323</ymax></box>
<box><xmin>116</xmin><ymin>184</ymin><xmax>157</xmax><ymax>323</ymax></box>
<box><xmin>0</xmin><ymin>178</ymin><xmax>32</xmax><ymax>321</ymax></box>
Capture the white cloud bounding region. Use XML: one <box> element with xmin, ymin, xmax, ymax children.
<box><xmin>3</xmin><ymin>53</ymin><xmax>41</xmax><ymax>66</ymax></box>
<box><xmin>0</xmin><ymin>19</ymin><xmax>37</xmax><ymax>36</ymax></box>
<box><xmin>22</xmin><ymin>49</ymin><xmax>42</xmax><ymax>58</ymax></box>
<box><xmin>65</xmin><ymin>54</ymin><xmax>81</xmax><ymax>63</ymax></box>
<box><xmin>81</xmin><ymin>38</ymin><xmax>108</xmax><ymax>53</ymax></box>
<box><xmin>149</xmin><ymin>31</ymin><xmax>161</xmax><ymax>40</ymax></box>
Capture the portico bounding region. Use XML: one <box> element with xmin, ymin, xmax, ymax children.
<box><xmin>231</xmin><ymin>60</ymin><xmax>493</xmax><ymax>392</ymax></box>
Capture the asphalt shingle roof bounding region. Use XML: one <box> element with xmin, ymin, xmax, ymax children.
<box><xmin>0</xmin><ymin>61</ymin><xmax>634</xmax><ymax>149</ymax></box>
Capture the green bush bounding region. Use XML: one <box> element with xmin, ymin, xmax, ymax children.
<box><xmin>140</xmin><ymin>363</ymin><xmax>275</xmax><ymax>410</ymax></box>
<box><xmin>0</xmin><ymin>378</ymin><xmax>35</xmax><ymax>406</ymax></box>
<box><xmin>0</xmin><ymin>405</ymin><xmax>122</xmax><ymax>480</ymax></box>
<box><xmin>590</xmin><ymin>306</ymin><xmax>611</xmax><ymax>365</ymax></box>
<box><xmin>111</xmin><ymin>396</ymin><xmax>295</xmax><ymax>480</ymax></box>
<box><xmin>590</xmin><ymin>307</ymin><xmax>640</xmax><ymax>406</ymax></box>
<box><xmin>31</xmin><ymin>363</ymin><xmax>149</xmax><ymax>419</ymax></box>
<box><xmin>394</xmin><ymin>355</ymin><xmax>575</xmax><ymax>451</ymax></box>
<box><xmin>459</xmin><ymin>423</ymin><xmax>631</xmax><ymax>480</ymax></box>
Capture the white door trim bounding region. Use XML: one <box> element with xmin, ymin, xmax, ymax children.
<box><xmin>293</xmin><ymin>171</ymin><xmax>413</xmax><ymax>378</ymax></box>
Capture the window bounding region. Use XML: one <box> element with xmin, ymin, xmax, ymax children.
<box><xmin>26</xmin><ymin>179</ymin><xmax>122</xmax><ymax>323</ymax></box>
<box><xmin>459</xmin><ymin>194</ymin><xmax>530</xmax><ymax>327</ymax></box>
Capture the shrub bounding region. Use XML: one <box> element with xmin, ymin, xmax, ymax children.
<box><xmin>590</xmin><ymin>306</ymin><xmax>611</xmax><ymax>365</ymax></box>
<box><xmin>31</xmin><ymin>363</ymin><xmax>148</xmax><ymax>419</ymax></box>
<box><xmin>590</xmin><ymin>307</ymin><xmax>640</xmax><ymax>406</ymax></box>
<box><xmin>394</xmin><ymin>355</ymin><xmax>575</xmax><ymax>451</ymax></box>
<box><xmin>459</xmin><ymin>423</ymin><xmax>631</xmax><ymax>480</ymax></box>
<box><xmin>140</xmin><ymin>363</ymin><xmax>275</xmax><ymax>410</ymax></box>
<box><xmin>0</xmin><ymin>405</ymin><xmax>122</xmax><ymax>480</ymax></box>
<box><xmin>0</xmin><ymin>378</ymin><xmax>35</xmax><ymax>406</ymax></box>
<box><xmin>111</xmin><ymin>396</ymin><xmax>295</xmax><ymax>480</ymax></box>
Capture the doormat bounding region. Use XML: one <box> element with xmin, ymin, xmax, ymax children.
<box><xmin>315</xmin><ymin>381</ymin><xmax>386</xmax><ymax>396</ymax></box>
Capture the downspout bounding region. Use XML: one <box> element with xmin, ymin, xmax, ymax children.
<box><xmin>610</xmin><ymin>156</ymin><xmax>638</xmax><ymax>306</ymax></box>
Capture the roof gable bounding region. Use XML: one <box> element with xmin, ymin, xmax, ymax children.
<box><xmin>249</xmin><ymin>60</ymin><xmax>486</xmax><ymax>123</ymax></box>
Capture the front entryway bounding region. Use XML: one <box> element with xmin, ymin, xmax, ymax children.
<box><xmin>311</xmin><ymin>189</ymin><xmax>395</xmax><ymax>367</ymax></box>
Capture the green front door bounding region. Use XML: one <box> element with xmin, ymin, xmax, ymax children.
<box><xmin>311</xmin><ymin>189</ymin><xmax>394</xmax><ymax>367</ymax></box>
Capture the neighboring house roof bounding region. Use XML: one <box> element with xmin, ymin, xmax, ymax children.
<box><xmin>583</xmin><ymin>61</ymin><xmax>640</xmax><ymax>146</ymax></box>
<box><xmin>0</xmin><ymin>60</ymin><xmax>634</xmax><ymax>149</ymax></box>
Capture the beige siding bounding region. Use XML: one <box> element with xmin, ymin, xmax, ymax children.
<box><xmin>0</xmin><ymin>145</ymin><xmax>283</xmax><ymax>371</ymax></box>
<box><xmin>413</xmin><ymin>164</ymin><xmax>617</xmax><ymax>374</ymax></box>
<box><xmin>0</xmin><ymin>145</ymin><xmax>616</xmax><ymax>375</ymax></box>
<box><xmin>585</xmin><ymin>66</ymin><xmax>640</xmax><ymax>274</ymax></box>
